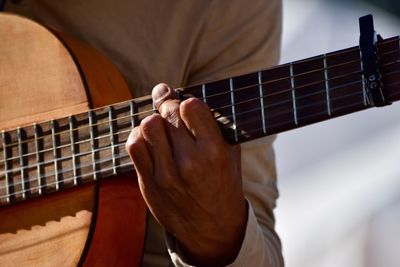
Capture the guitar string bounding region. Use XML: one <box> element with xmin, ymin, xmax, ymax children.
<box><xmin>188</xmin><ymin>49</ymin><xmax>398</xmax><ymax>101</ymax></box>
<box><xmin>0</xmin><ymin>52</ymin><xmax>399</xmax><ymax>167</ymax></box>
<box><xmin>2</xmin><ymin>80</ymin><xmax>362</xmax><ymax>178</ymax></box>
<box><xmin>0</xmin><ymin>56</ymin><xmax>362</xmax><ymax>149</ymax></box>
<box><xmin>6</xmin><ymin>85</ymin><xmax>399</xmax><ymax>201</ymax></box>
<box><xmin>0</xmin><ymin>64</ymin><xmax>399</xmax><ymax>169</ymax></box>
<box><xmin>0</xmin><ymin>142</ymin><xmax>131</xmax><ymax>191</ymax></box>
<box><xmin>1</xmin><ymin>51</ymin><xmax>398</xmax><ymax>152</ymax></box>
<box><xmin>0</xmin><ymin>67</ymin><xmax>367</xmax><ymax>161</ymax></box>
<box><xmin>0</xmin><ymin>74</ymin><xmax>368</xmax><ymax>163</ymax></box>
<box><xmin>0</xmin><ymin>160</ymin><xmax>135</xmax><ymax>201</ymax></box>
<box><xmin>5</xmin><ymin>79</ymin><xmax>400</xmax><ymax>199</ymax></box>
<box><xmin>2</xmin><ymin>81</ymin><xmax>400</xmax><ymax>196</ymax></box>
<box><xmin>0</xmin><ymin>97</ymin><xmax>375</xmax><ymax>200</ymax></box>
<box><xmin>223</xmin><ymin>79</ymin><xmax>400</xmax><ymax>141</ymax></box>
<box><xmin>213</xmin><ymin>70</ymin><xmax>364</xmax><ymax>118</ymax></box>
<box><xmin>1</xmin><ymin>42</ymin><xmax>398</xmax><ymax>150</ymax></box>
<box><xmin>1</xmin><ymin>66</ymin><xmax>399</xmax><ymax>170</ymax></box>
<box><xmin>0</xmin><ymin>85</ymin><xmax>367</xmax><ymax>188</ymax></box>
<box><xmin>0</xmin><ymin>37</ymin><xmax>396</xmax><ymax>200</ymax></box>
<box><xmin>2</xmin><ymin>77</ymin><xmax>399</xmax><ymax>193</ymax></box>
<box><xmin>222</xmin><ymin>86</ymin><xmax>364</xmax><ymax>127</ymax></box>
<box><xmin>216</xmin><ymin>69</ymin><xmax>400</xmax><ymax>121</ymax></box>
<box><xmin>2</xmin><ymin>78</ymin><xmax>400</xmax><ymax>191</ymax></box>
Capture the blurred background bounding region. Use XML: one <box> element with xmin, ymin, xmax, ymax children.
<box><xmin>274</xmin><ymin>0</ymin><xmax>400</xmax><ymax>266</ymax></box>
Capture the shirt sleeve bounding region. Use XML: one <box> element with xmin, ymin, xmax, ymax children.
<box><xmin>165</xmin><ymin>0</ymin><xmax>284</xmax><ymax>266</ymax></box>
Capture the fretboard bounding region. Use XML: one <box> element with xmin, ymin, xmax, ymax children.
<box><xmin>0</xmin><ymin>36</ymin><xmax>399</xmax><ymax>206</ymax></box>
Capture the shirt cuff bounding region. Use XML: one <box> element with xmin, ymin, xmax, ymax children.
<box><xmin>165</xmin><ymin>200</ymin><xmax>281</xmax><ymax>267</ymax></box>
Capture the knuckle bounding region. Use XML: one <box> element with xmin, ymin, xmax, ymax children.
<box><xmin>180</xmin><ymin>98</ymin><xmax>209</xmax><ymax>117</ymax></box>
<box><xmin>140</xmin><ymin>114</ymin><xmax>163</xmax><ymax>135</ymax></box>
<box><xmin>179</xmin><ymin>156</ymin><xmax>197</xmax><ymax>175</ymax></box>
<box><xmin>161</xmin><ymin>102</ymin><xmax>181</xmax><ymax>127</ymax></box>
<box><xmin>125</xmin><ymin>128</ymin><xmax>142</xmax><ymax>152</ymax></box>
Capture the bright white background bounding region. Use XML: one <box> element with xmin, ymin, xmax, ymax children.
<box><xmin>274</xmin><ymin>0</ymin><xmax>400</xmax><ymax>266</ymax></box>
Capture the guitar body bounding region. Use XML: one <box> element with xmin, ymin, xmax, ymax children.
<box><xmin>0</xmin><ymin>11</ymin><xmax>398</xmax><ymax>267</ymax></box>
<box><xmin>0</xmin><ymin>14</ymin><xmax>147</xmax><ymax>266</ymax></box>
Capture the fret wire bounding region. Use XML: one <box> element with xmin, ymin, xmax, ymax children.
<box><xmin>229</xmin><ymin>78</ymin><xmax>238</xmax><ymax>142</ymax></box>
<box><xmin>1</xmin><ymin>68</ymin><xmax>394</xmax><ymax>166</ymax></box>
<box><xmin>88</xmin><ymin>111</ymin><xmax>98</xmax><ymax>181</ymax></box>
<box><xmin>217</xmin><ymin>80</ymin><xmax>363</xmax><ymax>123</ymax></box>
<box><xmin>0</xmin><ymin>81</ymin><xmax>389</xmax><ymax>191</ymax></box>
<box><xmin>69</xmin><ymin>116</ymin><xmax>78</xmax><ymax>185</ymax></box>
<box><xmin>33</xmin><ymin>124</ymin><xmax>43</xmax><ymax>195</ymax></box>
<box><xmin>0</xmin><ymin>142</ymin><xmax>130</xmax><ymax>189</ymax></box>
<box><xmin>0</xmin><ymin>87</ymin><xmax>373</xmax><ymax>197</ymax></box>
<box><xmin>3</xmin><ymin>141</ymin><xmax>129</xmax><ymax>181</ymax></box>
<box><xmin>359</xmin><ymin>50</ymin><xmax>369</xmax><ymax>106</ymax></box>
<box><xmin>290</xmin><ymin>63</ymin><xmax>298</xmax><ymax>125</ymax></box>
<box><xmin>258</xmin><ymin>71</ymin><xmax>267</xmax><ymax>134</ymax></box>
<box><xmin>0</xmin><ymin>53</ymin><xmax>365</xmax><ymax>151</ymax></box>
<box><xmin>4</xmin><ymin>64</ymin><xmax>367</xmax><ymax>159</ymax></box>
<box><xmin>129</xmin><ymin>100</ymin><xmax>138</xmax><ymax>128</ymax></box>
<box><xmin>17</xmin><ymin>128</ymin><xmax>26</xmax><ymax>199</ymax></box>
<box><xmin>213</xmin><ymin>69</ymin><xmax>363</xmax><ymax>116</ymax></box>
<box><xmin>191</xmin><ymin>58</ymin><xmax>365</xmax><ymax>103</ymax></box>
<box><xmin>202</xmin><ymin>84</ymin><xmax>207</xmax><ymax>103</ymax></box>
<box><xmin>109</xmin><ymin>107</ymin><xmax>117</xmax><ymax>175</ymax></box>
<box><xmin>2</xmin><ymin>45</ymin><xmax>399</xmax><ymax>151</ymax></box>
<box><xmin>323</xmin><ymin>54</ymin><xmax>332</xmax><ymax>116</ymax></box>
<box><xmin>0</xmin><ymin>77</ymin><xmax>367</xmax><ymax>181</ymax></box>
<box><xmin>225</xmin><ymin>97</ymin><xmax>368</xmax><ymax>141</ymax></box>
<box><xmin>51</xmin><ymin>120</ymin><xmax>60</xmax><ymax>190</ymax></box>
<box><xmin>0</xmin><ymin>47</ymin><xmax>398</xmax><ymax>155</ymax></box>
<box><xmin>1</xmin><ymin>131</ymin><xmax>11</xmax><ymax>203</ymax></box>
<box><xmin>0</xmin><ymin>159</ymin><xmax>136</xmax><ymax>201</ymax></box>
<box><xmin>1</xmin><ymin>39</ymin><xmax>398</xmax><ymax>202</ymax></box>
<box><xmin>3</xmin><ymin>62</ymin><xmax>396</xmax><ymax>166</ymax></box>
<box><xmin>193</xmin><ymin>52</ymin><xmax>396</xmax><ymax>104</ymax></box>
<box><xmin>1</xmin><ymin>104</ymin><xmax>154</xmax><ymax>150</ymax></box>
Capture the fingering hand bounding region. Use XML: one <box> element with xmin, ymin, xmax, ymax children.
<box><xmin>126</xmin><ymin>83</ymin><xmax>247</xmax><ymax>266</ymax></box>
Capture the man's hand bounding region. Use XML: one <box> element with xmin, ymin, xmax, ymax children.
<box><xmin>126</xmin><ymin>83</ymin><xmax>247</xmax><ymax>266</ymax></box>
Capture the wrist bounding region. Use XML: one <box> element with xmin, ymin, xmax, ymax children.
<box><xmin>176</xmin><ymin>198</ymin><xmax>248</xmax><ymax>266</ymax></box>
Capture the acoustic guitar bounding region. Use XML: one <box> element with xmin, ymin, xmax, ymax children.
<box><xmin>0</xmin><ymin>13</ymin><xmax>399</xmax><ymax>266</ymax></box>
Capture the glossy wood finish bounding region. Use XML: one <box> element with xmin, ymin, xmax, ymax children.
<box><xmin>0</xmin><ymin>13</ymin><xmax>146</xmax><ymax>267</ymax></box>
<box><xmin>84</xmin><ymin>174</ymin><xmax>146</xmax><ymax>267</ymax></box>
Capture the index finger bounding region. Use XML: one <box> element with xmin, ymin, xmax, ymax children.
<box><xmin>151</xmin><ymin>83</ymin><xmax>196</xmax><ymax>155</ymax></box>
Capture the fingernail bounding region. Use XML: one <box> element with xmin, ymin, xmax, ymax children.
<box><xmin>152</xmin><ymin>83</ymin><xmax>171</xmax><ymax>103</ymax></box>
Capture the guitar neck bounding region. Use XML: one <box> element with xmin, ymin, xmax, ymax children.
<box><xmin>181</xmin><ymin>36</ymin><xmax>400</xmax><ymax>143</ymax></box>
<box><xmin>1</xmin><ymin>36</ymin><xmax>399</xmax><ymax>206</ymax></box>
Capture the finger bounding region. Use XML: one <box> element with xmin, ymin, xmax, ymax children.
<box><xmin>180</xmin><ymin>97</ymin><xmax>224</xmax><ymax>144</ymax></box>
<box><xmin>139</xmin><ymin>113</ymin><xmax>176</xmax><ymax>177</ymax></box>
<box><xmin>125</xmin><ymin>127</ymin><xmax>153</xmax><ymax>180</ymax></box>
<box><xmin>152</xmin><ymin>83</ymin><xmax>179</xmax><ymax>111</ymax></box>
<box><xmin>152</xmin><ymin>83</ymin><xmax>195</xmax><ymax>153</ymax></box>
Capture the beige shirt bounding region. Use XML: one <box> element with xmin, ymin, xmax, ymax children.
<box><xmin>6</xmin><ymin>0</ymin><xmax>283</xmax><ymax>266</ymax></box>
